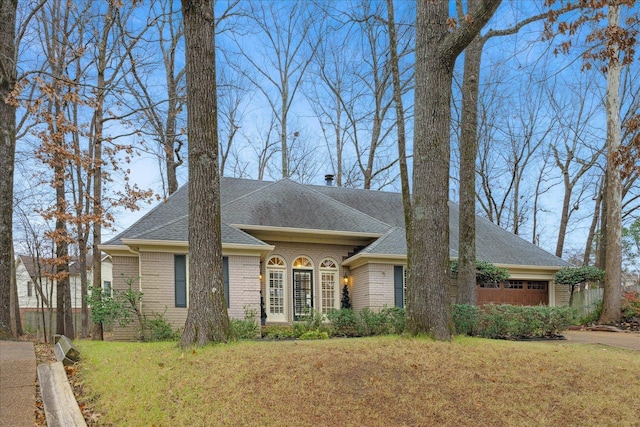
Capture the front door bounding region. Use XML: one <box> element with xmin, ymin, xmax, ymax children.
<box><xmin>293</xmin><ymin>270</ymin><xmax>313</xmax><ymax>320</ymax></box>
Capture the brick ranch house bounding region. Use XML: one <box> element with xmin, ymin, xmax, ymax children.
<box><xmin>101</xmin><ymin>177</ymin><xmax>570</xmax><ymax>340</ymax></box>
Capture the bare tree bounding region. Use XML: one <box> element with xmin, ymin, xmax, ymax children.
<box><xmin>306</xmin><ymin>29</ymin><xmax>350</xmax><ymax>187</ymax></box>
<box><xmin>475</xmin><ymin>71</ymin><xmax>555</xmax><ymax>235</ymax></box>
<box><xmin>406</xmin><ymin>0</ymin><xmax>500</xmax><ymax>339</ymax></box>
<box><xmin>549</xmin><ymin>77</ymin><xmax>604</xmax><ymax>258</ymax></box>
<box><xmin>229</xmin><ymin>1</ymin><xmax>320</xmax><ymax>179</ymax></box>
<box><xmin>180</xmin><ymin>0</ymin><xmax>231</xmax><ymax>347</ymax></box>
<box><xmin>456</xmin><ymin>0</ymin><xmax>483</xmax><ymax>305</ymax></box>
<box><xmin>125</xmin><ymin>0</ymin><xmax>186</xmax><ymax>197</ymax></box>
<box><xmin>386</xmin><ymin>0</ymin><xmax>411</xmax><ymax>234</ymax></box>
<box><xmin>218</xmin><ymin>69</ymin><xmax>249</xmax><ymax>177</ymax></box>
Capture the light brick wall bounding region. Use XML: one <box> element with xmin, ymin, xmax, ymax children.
<box><xmin>227</xmin><ymin>255</ymin><xmax>260</xmax><ymax>319</ymax></box>
<box><xmin>555</xmin><ymin>282</ymin><xmax>570</xmax><ymax>306</ymax></box>
<box><xmin>111</xmin><ymin>256</ymin><xmax>141</xmax><ymax>341</ymax></box>
<box><xmin>139</xmin><ymin>252</ymin><xmax>188</xmax><ymax>329</ymax></box>
<box><xmin>262</xmin><ymin>241</ymin><xmax>354</xmax><ymax>322</ymax></box>
<box><xmin>351</xmin><ymin>265</ymin><xmax>370</xmax><ymax>312</ymax></box>
<box><xmin>111</xmin><ymin>252</ymin><xmax>262</xmax><ymax>340</ymax></box>
<box><xmin>350</xmin><ymin>263</ymin><xmax>395</xmax><ymax>311</ymax></box>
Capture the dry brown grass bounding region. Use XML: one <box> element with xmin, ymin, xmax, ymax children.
<box><xmin>76</xmin><ymin>336</ymin><xmax>640</xmax><ymax>426</ymax></box>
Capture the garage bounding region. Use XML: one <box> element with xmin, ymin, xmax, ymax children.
<box><xmin>476</xmin><ymin>280</ymin><xmax>549</xmax><ymax>306</ymax></box>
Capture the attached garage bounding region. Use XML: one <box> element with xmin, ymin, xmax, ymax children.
<box><xmin>477</xmin><ymin>280</ymin><xmax>549</xmax><ymax>306</ymax></box>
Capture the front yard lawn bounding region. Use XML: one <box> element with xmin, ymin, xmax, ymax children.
<box><xmin>76</xmin><ymin>336</ymin><xmax>640</xmax><ymax>426</ymax></box>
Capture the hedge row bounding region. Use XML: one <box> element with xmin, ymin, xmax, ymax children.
<box><xmin>258</xmin><ymin>304</ymin><xmax>575</xmax><ymax>341</ymax></box>
<box><xmin>452</xmin><ymin>304</ymin><xmax>576</xmax><ymax>339</ymax></box>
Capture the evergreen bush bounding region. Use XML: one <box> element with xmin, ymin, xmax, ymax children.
<box><xmin>230</xmin><ymin>307</ymin><xmax>260</xmax><ymax>339</ymax></box>
<box><xmin>326</xmin><ymin>308</ymin><xmax>359</xmax><ymax>337</ymax></box>
<box><xmin>452</xmin><ymin>304</ymin><xmax>480</xmax><ymax>336</ymax></box>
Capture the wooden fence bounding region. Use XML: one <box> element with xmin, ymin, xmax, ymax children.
<box><xmin>572</xmin><ymin>284</ymin><xmax>640</xmax><ymax>318</ymax></box>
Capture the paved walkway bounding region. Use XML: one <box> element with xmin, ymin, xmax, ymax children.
<box><xmin>562</xmin><ymin>330</ymin><xmax>640</xmax><ymax>351</ymax></box>
<box><xmin>0</xmin><ymin>340</ymin><xmax>36</xmax><ymax>427</ymax></box>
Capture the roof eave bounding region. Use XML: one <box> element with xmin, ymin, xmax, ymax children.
<box><xmin>342</xmin><ymin>252</ymin><xmax>407</xmax><ymax>269</ymax></box>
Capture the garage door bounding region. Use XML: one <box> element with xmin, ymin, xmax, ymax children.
<box><xmin>476</xmin><ymin>280</ymin><xmax>548</xmax><ymax>306</ymax></box>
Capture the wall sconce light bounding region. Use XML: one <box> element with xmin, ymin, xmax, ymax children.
<box><xmin>259</xmin><ymin>274</ymin><xmax>263</xmax><ymax>281</ymax></box>
<box><xmin>343</xmin><ymin>273</ymin><xmax>349</xmax><ymax>285</ymax></box>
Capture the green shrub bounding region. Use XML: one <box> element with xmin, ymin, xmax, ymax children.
<box><xmin>475</xmin><ymin>304</ymin><xmax>575</xmax><ymax>339</ymax></box>
<box><xmin>478</xmin><ymin>305</ymin><xmax>516</xmax><ymax>339</ymax></box>
<box><xmin>299</xmin><ymin>330</ymin><xmax>329</xmax><ymax>340</ymax></box>
<box><xmin>452</xmin><ymin>304</ymin><xmax>480</xmax><ymax>336</ymax></box>
<box><xmin>301</xmin><ymin>309</ymin><xmax>326</xmax><ymax>331</ymax></box>
<box><xmin>142</xmin><ymin>312</ymin><xmax>179</xmax><ymax>342</ymax></box>
<box><xmin>230</xmin><ymin>307</ymin><xmax>260</xmax><ymax>340</ymax></box>
<box><xmin>326</xmin><ymin>309</ymin><xmax>360</xmax><ymax>337</ymax></box>
<box><xmin>537</xmin><ymin>305</ymin><xmax>576</xmax><ymax>336</ymax></box>
<box><xmin>261</xmin><ymin>325</ymin><xmax>295</xmax><ymax>339</ymax></box>
<box><xmin>359</xmin><ymin>307</ymin><xmax>391</xmax><ymax>336</ymax></box>
<box><xmin>380</xmin><ymin>306</ymin><xmax>405</xmax><ymax>334</ymax></box>
<box><xmin>292</xmin><ymin>321</ymin><xmax>308</xmax><ymax>338</ymax></box>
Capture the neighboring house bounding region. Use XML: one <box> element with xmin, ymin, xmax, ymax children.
<box><xmin>101</xmin><ymin>177</ymin><xmax>570</xmax><ymax>340</ymax></box>
<box><xmin>16</xmin><ymin>254</ymin><xmax>113</xmax><ymax>323</ymax></box>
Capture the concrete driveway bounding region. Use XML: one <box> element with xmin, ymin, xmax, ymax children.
<box><xmin>562</xmin><ymin>330</ymin><xmax>640</xmax><ymax>351</ymax></box>
<box><xmin>0</xmin><ymin>340</ymin><xmax>36</xmax><ymax>426</ymax></box>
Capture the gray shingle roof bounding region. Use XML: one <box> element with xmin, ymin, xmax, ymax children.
<box><xmin>105</xmin><ymin>177</ymin><xmax>568</xmax><ymax>267</ymax></box>
<box><xmin>222</xmin><ymin>179</ymin><xmax>390</xmax><ymax>234</ymax></box>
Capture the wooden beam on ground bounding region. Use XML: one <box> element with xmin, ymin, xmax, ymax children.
<box><xmin>37</xmin><ymin>362</ymin><xmax>86</xmax><ymax>427</ymax></box>
<box><xmin>53</xmin><ymin>335</ymin><xmax>80</xmax><ymax>366</ymax></box>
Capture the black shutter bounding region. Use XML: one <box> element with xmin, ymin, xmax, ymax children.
<box><xmin>223</xmin><ymin>256</ymin><xmax>229</xmax><ymax>307</ymax></box>
<box><xmin>394</xmin><ymin>265</ymin><xmax>404</xmax><ymax>308</ymax></box>
<box><xmin>175</xmin><ymin>255</ymin><xmax>187</xmax><ymax>307</ymax></box>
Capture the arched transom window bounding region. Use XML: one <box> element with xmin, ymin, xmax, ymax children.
<box><xmin>293</xmin><ymin>256</ymin><xmax>312</xmax><ymax>268</ymax></box>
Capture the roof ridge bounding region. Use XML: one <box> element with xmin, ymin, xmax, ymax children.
<box><xmin>300</xmin><ymin>181</ymin><xmax>394</xmax><ymax>231</ymax></box>
<box><xmin>221</xmin><ymin>178</ymin><xmax>279</xmax><ymax>207</ymax></box>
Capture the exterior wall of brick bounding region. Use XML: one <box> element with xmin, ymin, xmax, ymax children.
<box><xmin>350</xmin><ymin>265</ymin><xmax>370</xmax><ymax>313</ymax></box>
<box><xmin>139</xmin><ymin>252</ymin><xmax>188</xmax><ymax>330</ymax></box>
<box><xmin>554</xmin><ymin>282</ymin><xmax>570</xmax><ymax>306</ymax></box>
<box><xmin>365</xmin><ymin>263</ymin><xmax>395</xmax><ymax>309</ymax></box>
<box><xmin>108</xmin><ymin>242</ymin><xmax>571</xmax><ymax>340</ymax></box>
<box><xmin>227</xmin><ymin>255</ymin><xmax>260</xmax><ymax>319</ymax></box>
<box><xmin>111</xmin><ymin>255</ymin><xmax>142</xmax><ymax>341</ymax></box>
<box><xmin>110</xmin><ymin>252</ymin><xmax>262</xmax><ymax>340</ymax></box>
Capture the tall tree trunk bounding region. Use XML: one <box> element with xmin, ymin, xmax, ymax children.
<box><xmin>11</xmin><ymin>244</ymin><xmax>22</xmax><ymax>336</ymax></box>
<box><xmin>407</xmin><ymin>0</ymin><xmax>454</xmax><ymax>339</ymax></box>
<box><xmin>407</xmin><ymin>0</ymin><xmax>500</xmax><ymax>340</ymax></box>
<box><xmin>457</xmin><ymin>25</ymin><xmax>483</xmax><ymax>305</ymax></box>
<box><xmin>0</xmin><ymin>0</ymin><xmax>17</xmax><ymax>338</ymax></box>
<box><xmin>599</xmin><ymin>2</ymin><xmax>622</xmax><ymax>324</ymax></box>
<box><xmin>584</xmin><ymin>179</ymin><xmax>603</xmax><ymax>266</ymax></box>
<box><xmin>91</xmin><ymin>2</ymin><xmax>117</xmax><ymax>341</ymax></box>
<box><xmin>386</xmin><ymin>0</ymin><xmax>411</xmax><ymax>235</ymax></box>
<box><xmin>596</xmin><ymin>174</ymin><xmax>608</xmax><ymax>270</ymax></box>
<box><xmin>281</xmin><ymin>91</ymin><xmax>289</xmax><ymax>178</ymax></box>
<box><xmin>180</xmin><ymin>0</ymin><xmax>231</xmax><ymax>347</ymax></box>
<box><xmin>555</xmin><ymin>175</ymin><xmax>573</xmax><ymax>257</ymax></box>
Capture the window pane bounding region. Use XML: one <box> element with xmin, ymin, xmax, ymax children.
<box><xmin>321</xmin><ymin>271</ymin><xmax>335</xmax><ymax>314</ymax></box>
<box><xmin>175</xmin><ymin>255</ymin><xmax>187</xmax><ymax>307</ymax></box>
<box><xmin>269</xmin><ymin>270</ymin><xmax>284</xmax><ymax>314</ymax></box>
